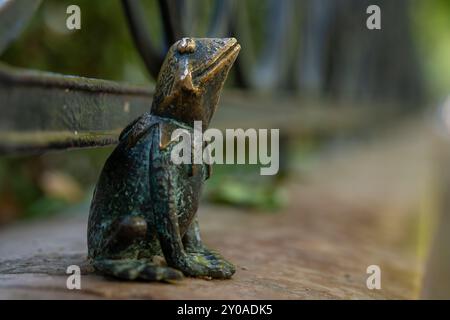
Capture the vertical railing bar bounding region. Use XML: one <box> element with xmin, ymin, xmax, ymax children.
<box><xmin>121</xmin><ymin>0</ymin><xmax>165</xmax><ymax>79</ymax></box>
<box><xmin>158</xmin><ymin>0</ymin><xmax>184</xmax><ymax>44</ymax></box>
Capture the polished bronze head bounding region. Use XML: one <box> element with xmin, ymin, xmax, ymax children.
<box><xmin>151</xmin><ymin>37</ymin><xmax>240</xmax><ymax>130</ymax></box>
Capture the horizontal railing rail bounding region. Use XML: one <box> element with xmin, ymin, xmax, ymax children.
<box><xmin>0</xmin><ymin>63</ymin><xmax>401</xmax><ymax>155</ymax></box>
<box><xmin>0</xmin><ymin>0</ymin><xmax>409</xmax><ymax>155</ymax></box>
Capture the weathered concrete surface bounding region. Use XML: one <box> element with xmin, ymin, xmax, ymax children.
<box><xmin>0</xmin><ymin>119</ymin><xmax>432</xmax><ymax>299</ymax></box>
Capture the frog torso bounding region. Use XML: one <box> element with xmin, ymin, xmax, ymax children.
<box><xmin>88</xmin><ymin>113</ymin><xmax>206</xmax><ymax>260</ymax></box>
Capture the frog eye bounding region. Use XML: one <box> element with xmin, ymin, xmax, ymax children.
<box><xmin>177</xmin><ymin>38</ymin><xmax>196</xmax><ymax>54</ymax></box>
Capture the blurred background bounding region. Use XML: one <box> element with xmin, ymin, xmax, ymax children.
<box><xmin>1</xmin><ymin>0</ymin><xmax>450</xmax><ymax>298</ymax></box>
<box><xmin>2</xmin><ymin>0</ymin><xmax>449</xmax><ymax>222</ymax></box>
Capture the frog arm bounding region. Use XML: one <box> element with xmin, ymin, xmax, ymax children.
<box><xmin>118</xmin><ymin>111</ymin><xmax>156</xmax><ymax>142</ymax></box>
<box><xmin>118</xmin><ymin>114</ymin><xmax>143</xmax><ymax>141</ymax></box>
<box><xmin>149</xmin><ymin>147</ymin><xmax>186</xmax><ymax>266</ymax></box>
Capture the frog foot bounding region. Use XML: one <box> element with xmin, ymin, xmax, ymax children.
<box><xmin>92</xmin><ymin>258</ymin><xmax>183</xmax><ymax>282</ymax></box>
<box><xmin>179</xmin><ymin>248</ymin><xmax>236</xmax><ymax>279</ymax></box>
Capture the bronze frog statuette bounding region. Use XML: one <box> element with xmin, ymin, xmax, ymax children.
<box><xmin>87</xmin><ymin>38</ymin><xmax>240</xmax><ymax>281</ymax></box>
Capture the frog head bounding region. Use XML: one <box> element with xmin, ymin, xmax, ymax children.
<box><xmin>151</xmin><ymin>37</ymin><xmax>240</xmax><ymax>130</ymax></box>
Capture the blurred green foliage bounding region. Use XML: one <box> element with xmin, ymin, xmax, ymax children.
<box><xmin>205</xmin><ymin>164</ymin><xmax>288</xmax><ymax>212</ymax></box>
<box><xmin>0</xmin><ymin>147</ymin><xmax>113</xmax><ymax>222</ymax></box>
<box><xmin>2</xmin><ymin>0</ymin><xmax>157</xmax><ymax>83</ymax></box>
<box><xmin>413</xmin><ymin>0</ymin><xmax>450</xmax><ymax>98</ymax></box>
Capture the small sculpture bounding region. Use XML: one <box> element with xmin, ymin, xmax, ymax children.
<box><xmin>87</xmin><ymin>38</ymin><xmax>240</xmax><ymax>281</ymax></box>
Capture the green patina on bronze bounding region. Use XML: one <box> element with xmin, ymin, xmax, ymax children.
<box><xmin>88</xmin><ymin>38</ymin><xmax>240</xmax><ymax>281</ymax></box>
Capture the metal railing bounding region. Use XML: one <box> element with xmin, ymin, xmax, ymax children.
<box><xmin>0</xmin><ymin>0</ymin><xmax>405</xmax><ymax>154</ymax></box>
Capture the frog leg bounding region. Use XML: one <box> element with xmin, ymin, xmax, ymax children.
<box><xmin>182</xmin><ymin>217</ymin><xmax>235</xmax><ymax>276</ymax></box>
<box><xmin>98</xmin><ymin>216</ymin><xmax>148</xmax><ymax>255</ymax></box>
<box><xmin>92</xmin><ymin>216</ymin><xmax>183</xmax><ymax>282</ymax></box>
<box><xmin>92</xmin><ymin>259</ymin><xmax>183</xmax><ymax>282</ymax></box>
<box><xmin>150</xmin><ymin>148</ymin><xmax>234</xmax><ymax>279</ymax></box>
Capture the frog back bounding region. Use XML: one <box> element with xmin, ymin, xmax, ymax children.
<box><xmin>87</xmin><ymin>114</ymin><xmax>159</xmax><ymax>257</ymax></box>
